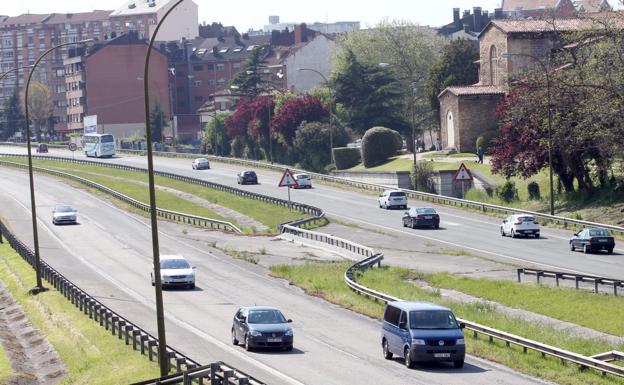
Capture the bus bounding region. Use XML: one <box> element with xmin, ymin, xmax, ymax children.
<box><xmin>83</xmin><ymin>133</ymin><xmax>116</xmax><ymax>158</ymax></box>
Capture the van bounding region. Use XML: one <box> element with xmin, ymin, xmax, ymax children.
<box><xmin>381</xmin><ymin>301</ymin><xmax>465</xmax><ymax>368</ymax></box>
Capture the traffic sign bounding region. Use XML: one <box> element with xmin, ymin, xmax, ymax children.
<box><xmin>453</xmin><ymin>163</ymin><xmax>473</xmax><ymax>181</ymax></box>
<box><xmin>278</xmin><ymin>168</ymin><xmax>299</xmax><ymax>188</ymax></box>
<box><xmin>68</xmin><ymin>142</ymin><xmax>77</xmax><ymax>151</ymax></box>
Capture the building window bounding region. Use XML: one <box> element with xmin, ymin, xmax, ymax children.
<box><xmin>216</xmin><ymin>63</ymin><xmax>224</xmax><ymax>71</ymax></box>
<box><xmin>217</xmin><ymin>78</ymin><xmax>225</xmax><ymax>86</ymax></box>
<box><xmin>489</xmin><ymin>45</ymin><xmax>498</xmax><ymax>86</ymax></box>
<box><xmin>193</xmin><ymin>64</ymin><xmax>203</xmax><ymax>71</ymax></box>
<box><xmin>206</xmin><ymin>63</ymin><xmax>214</xmax><ymax>71</ymax></box>
<box><xmin>194</xmin><ymin>96</ymin><xmax>204</xmax><ymax>102</ymax></box>
<box><xmin>194</xmin><ymin>80</ymin><xmax>202</xmax><ymax>87</ymax></box>
<box><xmin>208</xmin><ymin>79</ymin><xmax>216</xmax><ymax>86</ymax></box>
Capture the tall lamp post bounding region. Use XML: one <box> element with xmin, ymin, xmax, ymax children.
<box><xmin>501</xmin><ymin>52</ymin><xmax>555</xmax><ymax>216</ymax></box>
<box><xmin>24</xmin><ymin>39</ymin><xmax>93</xmax><ymax>294</ymax></box>
<box><xmin>297</xmin><ymin>68</ymin><xmax>335</xmax><ymax>164</ymax></box>
<box><xmin>143</xmin><ymin>0</ymin><xmax>185</xmax><ymax>376</ymax></box>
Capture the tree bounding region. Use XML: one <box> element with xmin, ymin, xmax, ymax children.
<box><xmin>360</xmin><ymin>126</ymin><xmax>402</xmax><ymax>167</ymax></box>
<box><xmin>293</xmin><ymin>121</ymin><xmax>350</xmax><ymax>172</ymax></box>
<box><xmin>331</xmin><ymin>50</ymin><xmax>407</xmax><ymax>135</ymax></box>
<box><xmin>149</xmin><ymin>102</ymin><xmax>167</xmax><ymax>143</ymax></box>
<box><xmin>271</xmin><ymin>95</ymin><xmax>328</xmax><ymax>144</ymax></box>
<box><xmin>230</xmin><ymin>46</ymin><xmax>272</xmax><ymax>98</ymax></box>
<box><xmin>203</xmin><ymin>111</ymin><xmax>232</xmax><ymax>156</ymax></box>
<box><xmin>224</xmin><ymin>96</ymin><xmax>274</xmax><ymax>160</ymax></box>
<box><xmin>426</xmin><ymin>39</ymin><xmax>479</xmax><ymax>121</ymax></box>
<box><xmin>21</xmin><ymin>82</ymin><xmax>53</xmax><ymax>141</ymax></box>
<box><xmin>0</xmin><ymin>92</ymin><xmax>24</xmax><ymax>141</ymax></box>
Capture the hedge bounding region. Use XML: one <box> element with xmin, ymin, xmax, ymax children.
<box><xmin>333</xmin><ymin>147</ymin><xmax>361</xmax><ymax>170</ymax></box>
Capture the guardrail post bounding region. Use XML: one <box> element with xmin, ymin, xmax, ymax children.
<box><xmin>111</xmin><ymin>316</ymin><xmax>119</xmax><ymax>335</ymax></box>
<box><xmin>148</xmin><ymin>340</ymin><xmax>157</xmax><ymax>361</ymax></box>
<box><xmin>555</xmin><ymin>274</ymin><xmax>560</xmax><ymax>287</ymax></box>
<box><xmin>615</xmin><ymin>283</ymin><xmax>620</xmax><ymax>297</ymax></box>
<box><xmin>222</xmin><ymin>370</ymin><xmax>234</xmax><ymax>383</ymax></box>
<box><xmin>517</xmin><ymin>269</ymin><xmax>522</xmax><ymax>283</ymax></box>
<box><xmin>575</xmin><ymin>276</ymin><xmax>580</xmax><ymax>290</ymax></box>
<box><xmin>210</xmin><ymin>362</ymin><xmax>219</xmax><ymax>385</ymax></box>
<box><xmin>238</xmin><ymin>377</ymin><xmax>250</xmax><ymax>385</ymax></box>
<box><xmin>595</xmin><ymin>280</ymin><xmax>599</xmax><ymax>294</ymax></box>
<box><xmin>140</xmin><ymin>335</ymin><xmax>149</xmax><ymax>355</ymax></box>
<box><xmin>125</xmin><ymin>325</ymin><xmax>133</xmax><ymax>345</ymax></box>
<box><xmin>118</xmin><ymin>320</ymin><xmax>126</xmax><ymax>339</ymax></box>
<box><xmin>183</xmin><ymin>372</ymin><xmax>191</xmax><ymax>385</ymax></box>
<box><xmin>0</xmin><ymin>225</ymin><xmax>3</xmax><ymax>243</ymax></box>
<box><xmin>536</xmin><ymin>272</ymin><xmax>541</xmax><ymax>284</ymax></box>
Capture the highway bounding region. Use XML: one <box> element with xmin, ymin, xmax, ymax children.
<box><xmin>0</xmin><ymin>166</ymin><xmax>548</xmax><ymax>385</ymax></box>
<box><xmin>4</xmin><ymin>146</ymin><xmax>621</xmax><ymax>279</ymax></box>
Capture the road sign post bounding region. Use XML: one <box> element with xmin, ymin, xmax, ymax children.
<box><xmin>278</xmin><ymin>168</ymin><xmax>299</xmax><ymax>210</ymax></box>
<box><xmin>453</xmin><ymin>162</ymin><xmax>473</xmax><ymax>199</ymax></box>
<box><xmin>68</xmin><ymin>142</ymin><xmax>77</xmax><ymax>160</ymax></box>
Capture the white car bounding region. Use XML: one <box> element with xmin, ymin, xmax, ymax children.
<box><xmin>500</xmin><ymin>214</ymin><xmax>540</xmax><ymax>238</ymax></box>
<box><xmin>192</xmin><ymin>158</ymin><xmax>210</xmax><ymax>170</ymax></box>
<box><xmin>378</xmin><ymin>190</ymin><xmax>408</xmax><ymax>209</ymax></box>
<box><xmin>52</xmin><ymin>204</ymin><xmax>77</xmax><ymax>225</ymax></box>
<box><xmin>293</xmin><ymin>173</ymin><xmax>312</xmax><ymax>189</ymax></box>
<box><xmin>151</xmin><ymin>255</ymin><xmax>196</xmax><ymax>289</ymax></box>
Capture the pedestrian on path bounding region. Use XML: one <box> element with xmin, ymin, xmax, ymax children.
<box><xmin>477</xmin><ymin>146</ymin><xmax>484</xmax><ymax>164</ymax></box>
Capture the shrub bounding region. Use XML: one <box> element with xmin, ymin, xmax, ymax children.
<box><xmin>360</xmin><ymin>126</ymin><xmax>401</xmax><ymax>167</ymax></box>
<box><xmin>294</xmin><ymin>121</ymin><xmax>350</xmax><ymax>173</ymax></box>
<box><xmin>333</xmin><ymin>147</ymin><xmax>361</xmax><ymax>170</ymax></box>
<box><xmin>496</xmin><ymin>181</ymin><xmax>519</xmax><ymax>203</ymax></box>
<box><xmin>476</xmin><ymin>130</ymin><xmax>500</xmax><ymax>152</ymax></box>
<box><xmin>527</xmin><ymin>181</ymin><xmax>541</xmax><ymax>200</ymax></box>
<box><xmin>412</xmin><ymin>161</ymin><xmax>436</xmax><ymax>193</ymax></box>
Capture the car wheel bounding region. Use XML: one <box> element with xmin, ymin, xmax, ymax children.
<box><xmin>244</xmin><ymin>335</ymin><xmax>253</xmax><ymax>352</ymax></box>
<box><xmin>535</xmin><ymin>233</ymin><xmax>540</xmax><ymax>238</ymax></box>
<box><xmin>382</xmin><ymin>339</ymin><xmax>393</xmax><ymax>360</ymax></box>
<box><xmin>411</xmin><ymin>219</ymin><xmax>417</xmax><ymax>229</ymax></box>
<box><xmin>570</xmin><ymin>242</ymin><xmax>575</xmax><ymax>251</ymax></box>
<box><xmin>500</xmin><ymin>227</ymin><xmax>505</xmax><ymax>236</ymax></box>
<box><xmin>454</xmin><ymin>359</ymin><xmax>464</xmax><ymax>369</ymax></box>
<box><xmin>231</xmin><ymin>329</ymin><xmax>239</xmax><ymax>346</ymax></box>
<box><xmin>607</xmin><ymin>248</ymin><xmax>614</xmax><ymax>254</ymax></box>
<box><xmin>511</xmin><ymin>229</ymin><xmax>516</xmax><ymax>238</ymax></box>
<box><xmin>404</xmin><ymin>347</ymin><xmax>415</xmax><ymax>369</ymax></box>
<box><xmin>583</xmin><ymin>244</ymin><xmax>591</xmax><ymax>254</ymax></box>
<box><xmin>434</xmin><ymin>224</ymin><xmax>439</xmax><ymax>229</ymax></box>
<box><xmin>189</xmin><ymin>283</ymin><xmax>195</xmax><ymax>290</ymax></box>
<box><xmin>285</xmin><ymin>345</ymin><xmax>293</xmax><ymax>352</ymax></box>
<box><xmin>95</xmin><ymin>152</ymin><xmax>98</xmax><ymax>157</ymax></box>
<box><xmin>402</xmin><ymin>220</ymin><xmax>407</xmax><ymax>228</ymax></box>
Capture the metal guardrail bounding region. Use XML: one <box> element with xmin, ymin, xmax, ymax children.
<box><xmin>130</xmin><ymin>362</ymin><xmax>264</xmax><ymax>385</ymax></box>
<box><xmin>280</xmin><ymin>224</ymin><xmax>375</xmax><ymax>258</ymax></box>
<box><xmin>517</xmin><ymin>268</ymin><xmax>624</xmax><ymax>296</ymax></box>
<box><xmin>0</xmin><ymin>160</ymin><xmax>242</xmax><ymax>233</ymax></box>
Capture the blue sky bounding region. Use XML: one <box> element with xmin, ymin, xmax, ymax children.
<box><xmin>5</xmin><ymin>0</ymin><xmax>504</xmax><ymax>31</ymax></box>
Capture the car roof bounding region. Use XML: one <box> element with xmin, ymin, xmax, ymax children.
<box><xmin>387</xmin><ymin>301</ymin><xmax>451</xmax><ymax>312</ymax></box>
<box><xmin>195</xmin><ymin>157</ymin><xmax>208</xmax><ymax>161</ymax></box>
<box><xmin>242</xmin><ymin>306</ymin><xmax>281</xmax><ymax>312</ymax></box>
<box><xmin>294</xmin><ymin>173</ymin><xmax>308</xmax><ymax>177</ymax></box>
<box><xmin>160</xmin><ymin>254</ymin><xmax>187</xmax><ymax>260</ymax></box>
<box><xmin>511</xmin><ymin>214</ymin><xmax>534</xmax><ymax>218</ymax></box>
<box><xmin>384</xmin><ymin>189</ymin><xmax>403</xmax><ymax>193</ymax></box>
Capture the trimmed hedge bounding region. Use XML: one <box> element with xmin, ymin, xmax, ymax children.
<box><xmin>333</xmin><ymin>147</ymin><xmax>361</xmax><ymax>170</ymax></box>
<box><xmin>361</xmin><ymin>126</ymin><xmax>401</xmax><ymax>168</ymax></box>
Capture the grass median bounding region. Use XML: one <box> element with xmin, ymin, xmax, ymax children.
<box><xmin>0</xmin><ymin>342</ymin><xmax>11</xmax><ymax>384</ymax></box>
<box><xmin>1</xmin><ymin>157</ymin><xmax>313</xmax><ymax>234</ymax></box>
<box><xmin>0</xmin><ymin>242</ymin><xmax>160</xmax><ymax>384</ymax></box>
<box><xmin>270</xmin><ymin>261</ymin><xmax>624</xmax><ymax>385</ymax></box>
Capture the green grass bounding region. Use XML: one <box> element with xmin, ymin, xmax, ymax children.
<box><xmin>2</xmin><ymin>158</ymin><xmax>311</xmax><ymax>233</ymax></box>
<box><xmin>426</xmin><ymin>272</ymin><xmax>624</xmax><ymax>337</ymax></box>
<box><xmin>0</xmin><ymin>342</ymin><xmax>11</xmax><ymax>384</ymax></box>
<box><xmin>347</xmin><ymin>156</ymin><xmax>414</xmax><ymax>172</ymax></box>
<box><xmin>0</xmin><ymin>243</ymin><xmax>161</xmax><ymax>384</ymax></box>
<box><xmin>270</xmin><ymin>261</ymin><xmax>624</xmax><ymax>385</ymax></box>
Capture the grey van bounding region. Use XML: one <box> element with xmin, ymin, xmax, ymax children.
<box><xmin>381</xmin><ymin>301</ymin><xmax>465</xmax><ymax>368</ymax></box>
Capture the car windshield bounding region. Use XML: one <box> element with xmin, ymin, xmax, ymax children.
<box><xmin>389</xmin><ymin>192</ymin><xmax>405</xmax><ymax>197</ymax></box>
<box><xmin>409</xmin><ymin>310</ymin><xmax>458</xmax><ymax>329</ymax></box>
<box><xmin>415</xmin><ymin>208</ymin><xmax>436</xmax><ymax>214</ymax></box>
<box><xmin>100</xmin><ymin>135</ymin><xmax>114</xmax><ymax>143</ymax></box>
<box><xmin>55</xmin><ymin>205</ymin><xmax>74</xmax><ymax>212</ymax></box>
<box><xmin>244</xmin><ymin>171</ymin><xmax>256</xmax><ymax>176</ymax></box>
<box><xmin>247</xmin><ymin>309</ymin><xmax>287</xmax><ymax>324</ymax></box>
<box><xmin>160</xmin><ymin>259</ymin><xmax>190</xmax><ymax>269</ymax></box>
<box><xmin>589</xmin><ymin>229</ymin><xmax>610</xmax><ymax>237</ymax></box>
<box><xmin>517</xmin><ymin>216</ymin><xmax>535</xmax><ymax>222</ymax></box>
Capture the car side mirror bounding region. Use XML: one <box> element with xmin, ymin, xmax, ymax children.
<box><xmin>403</xmin><ymin>211</ymin><xmax>409</xmax><ymax>216</ymax></box>
<box><xmin>502</xmin><ymin>220</ymin><xmax>507</xmax><ymax>223</ymax></box>
<box><xmin>287</xmin><ymin>319</ymin><xmax>292</xmax><ymax>323</ymax></box>
<box><xmin>459</xmin><ymin>322</ymin><xmax>466</xmax><ymax>329</ymax></box>
<box><xmin>398</xmin><ymin>321</ymin><xmax>407</xmax><ymax>330</ymax></box>
<box><xmin>573</xmin><ymin>232</ymin><xmax>578</xmax><ymax>236</ymax></box>
<box><xmin>240</xmin><ymin>317</ymin><xmax>246</xmax><ymax>323</ymax></box>
<box><xmin>192</xmin><ymin>266</ymin><xmax>196</xmax><ymax>269</ymax></box>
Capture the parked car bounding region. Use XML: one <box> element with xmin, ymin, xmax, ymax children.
<box><xmin>500</xmin><ymin>214</ymin><xmax>540</xmax><ymax>238</ymax></box>
<box><xmin>36</xmin><ymin>143</ymin><xmax>48</xmax><ymax>153</ymax></box>
<box><xmin>402</xmin><ymin>207</ymin><xmax>440</xmax><ymax>229</ymax></box>
<box><xmin>52</xmin><ymin>204</ymin><xmax>77</xmax><ymax>225</ymax></box>
<box><xmin>192</xmin><ymin>157</ymin><xmax>210</xmax><ymax>170</ymax></box>
<box><xmin>378</xmin><ymin>190</ymin><xmax>408</xmax><ymax>209</ymax></box>
<box><xmin>237</xmin><ymin>170</ymin><xmax>258</xmax><ymax>185</ymax></box>
<box><xmin>151</xmin><ymin>255</ymin><xmax>196</xmax><ymax>289</ymax></box>
<box><xmin>231</xmin><ymin>306</ymin><xmax>293</xmax><ymax>352</ymax></box>
<box><xmin>570</xmin><ymin>228</ymin><xmax>615</xmax><ymax>254</ymax></box>
<box><xmin>292</xmin><ymin>173</ymin><xmax>312</xmax><ymax>189</ymax></box>
<box><xmin>382</xmin><ymin>301</ymin><xmax>465</xmax><ymax>369</ymax></box>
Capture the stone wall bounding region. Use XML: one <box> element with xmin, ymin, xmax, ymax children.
<box><xmin>330</xmin><ymin>171</ymin><xmax>413</xmax><ymax>189</ymax></box>
<box><xmin>479</xmin><ymin>26</ymin><xmax>508</xmax><ymax>86</ymax></box>
<box><xmin>457</xmin><ymin>93</ymin><xmax>503</xmax><ymax>153</ymax></box>
<box><xmin>439</xmin><ymin>92</ymin><xmax>459</xmax><ymax>150</ymax></box>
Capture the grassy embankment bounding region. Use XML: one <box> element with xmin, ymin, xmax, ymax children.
<box><xmin>0</xmin><ymin>343</ymin><xmax>11</xmax><ymax>384</ymax></box>
<box><xmin>0</xmin><ymin>242</ymin><xmax>161</xmax><ymax>384</ymax></box>
<box><xmin>1</xmin><ymin>157</ymin><xmax>316</xmax><ymax>234</ymax></box>
<box><xmin>270</xmin><ymin>261</ymin><xmax>624</xmax><ymax>385</ymax></box>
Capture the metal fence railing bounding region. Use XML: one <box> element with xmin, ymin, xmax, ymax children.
<box><xmin>517</xmin><ymin>268</ymin><xmax>624</xmax><ymax>296</ymax></box>
<box><xmin>130</xmin><ymin>362</ymin><xmax>264</xmax><ymax>385</ymax></box>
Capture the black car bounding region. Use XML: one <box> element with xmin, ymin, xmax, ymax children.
<box><xmin>402</xmin><ymin>207</ymin><xmax>440</xmax><ymax>229</ymax></box>
<box><xmin>232</xmin><ymin>306</ymin><xmax>293</xmax><ymax>351</ymax></box>
<box><xmin>237</xmin><ymin>170</ymin><xmax>258</xmax><ymax>185</ymax></box>
<box><xmin>570</xmin><ymin>228</ymin><xmax>615</xmax><ymax>254</ymax></box>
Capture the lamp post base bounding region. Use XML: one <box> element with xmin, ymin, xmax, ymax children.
<box><xmin>29</xmin><ymin>286</ymin><xmax>48</xmax><ymax>295</ymax></box>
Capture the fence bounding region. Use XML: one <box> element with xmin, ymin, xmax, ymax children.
<box><xmin>130</xmin><ymin>362</ymin><xmax>264</xmax><ymax>385</ymax></box>
<box><xmin>517</xmin><ymin>268</ymin><xmax>624</xmax><ymax>296</ymax></box>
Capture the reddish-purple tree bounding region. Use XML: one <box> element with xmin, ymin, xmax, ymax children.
<box><xmin>271</xmin><ymin>95</ymin><xmax>328</xmax><ymax>144</ymax></box>
<box><xmin>225</xmin><ymin>96</ymin><xmax>274</xmax><ymax>142</ymax></box>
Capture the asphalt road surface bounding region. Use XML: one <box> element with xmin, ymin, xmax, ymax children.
<box><xmin>0</xmin><ymin>167</ymin><xmax>548</xmax><ymax>385</ymax></box>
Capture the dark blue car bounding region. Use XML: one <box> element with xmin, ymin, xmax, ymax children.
<box><xmin>232</xmin><ymin>306</ymin><xmax>293</xmax><ymax>351</ymax></box>
<box><xmin>381</xmin><ymin>301</ymin><xmax>465</xmax><ymax>368</ymax></box>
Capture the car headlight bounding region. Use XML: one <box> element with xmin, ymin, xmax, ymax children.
<box><xmin>412</xmin><ymin>339</ymin><xmax>426</xmax><ymax>345</ymax></box>
<box><xmin>285</xmin><ymin>329</ymin><xmax>293</xmax><ymax>336</ymax></box>
<box><xmin>250</xmin><ymin>330</ymin><xmax>262</xmax><ymax>337</ymax></box>
<box><xmin>456</xmin><ymin>338</ymin><xmax>465</xmax><ymax>345</ymax></box>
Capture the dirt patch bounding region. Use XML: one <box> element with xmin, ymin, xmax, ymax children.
<box><xmin>0</xmin><ymin>279</ymin><xmax>66</xmax><ymax>385</ymax></box>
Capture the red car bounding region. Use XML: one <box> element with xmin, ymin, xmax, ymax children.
<box><xmin>36</xmin><ymin>143</ymin><xmax>48</xmax><ymax>153</ymax></box>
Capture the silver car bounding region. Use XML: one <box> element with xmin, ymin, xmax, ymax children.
<box><xmin>52</xmin><ymin>204</ymin><xmax>77</xmax><ymax>225</ymax></box>
<box><xmin>500</xmin><ymin>214</ymin><xmax>540</xmax><ymax>238</ymax></box>
<box><xmin>151</xmin><ymin>255</ymin><xmax>196</xmax><ymax>289</ymax></box>
<box><xmin>192</xmin><ymin>158</ymin><xmax>210</xmax><ymax>170</ymax></box>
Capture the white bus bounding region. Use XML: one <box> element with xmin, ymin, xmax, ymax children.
<box><xmin>83</xmin><ymin>133</ymin><xmax>115</xmax><ymax>158</ymax></box>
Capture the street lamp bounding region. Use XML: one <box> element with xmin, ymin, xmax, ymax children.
<box><xmin>143</xmin><ymin>0</ymin><xmax>185</xmax><ymax>376</ymax></box>
<box><xmin>297</xmin><ymin>68</ymin><xmax>335</xmax><ymax>164</ymax></box>
<box><xmin>501</xmin><ymin>52</ymin><xmax>555</xmax><ymax>216</ymax></box>
<box><xmin>23</xmin><ymin>39</ymin><xmax>93</xmax><ymax>295</ymax></box>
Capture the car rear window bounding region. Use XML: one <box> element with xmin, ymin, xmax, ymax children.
<box><xmin>415</xmin><ymin>208</ymin><xmax>436</xmax><ymax>214</ymax></box>
<box><xmin>389</xmin><ymin>192</ymin><xmax>405</xmax><ymax>197</ymax></box>
<box><xmin>296</xmin><ymin>175</ymin><xmax>309</xmax><ymax>180</ymax></box>
<box><xmin>244</xmin><ymin>171</ymin><xmax>256</xmax><ymax>176</ymax></box>
<box><xmin>589</xmin><ymin>229</ymin><xmax>610</xmax><ymax>237</ymax></box>
<box><xmin>517</xmin><ymin>216</ymin><xmax>535</xmax><ymax>222</ymax></box>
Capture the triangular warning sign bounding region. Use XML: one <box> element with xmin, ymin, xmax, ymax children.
<box><xmin>453</xmin><ymin>163</ymin><xmax>473</xmax><ymax>181</ymax></box>
<box><xmin>279</xmin><ymin>168</ymin><xmax>299</xmax><ymax>187</ymax></box>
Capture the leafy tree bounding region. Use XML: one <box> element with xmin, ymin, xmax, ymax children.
<box><xmin>21</xmin><ymin>82</ymin><xmax>53</xmax><ymax>141</ymax></box>
<box><xmin>274</xmin><ymin>91</ymin><xmax>297</xmax><ymax>114</ymax></box>
<box><xmin>308</xmin><ymin>86</ymin><xmax>349</xmax><ymax>127</ymax></box>
<box><xmin>360</xmin><ymin>126</ymin><xmax>401</xmax><ymax>167</ymax></box>
<box><xmin>271</xmin><ymin>95</ymin><xmax>328</xmax><ymax>144</ymax></box>
<box><xmin>203</xmin><ymin>111</ymin><xmax>232</xmax><ymax>156</ymax></box>
<box><xmin>426</xmin><ymin>39</ymin><xmax>479</xmax><ymax>120</ymax></box>
<box><xmin>293</xmin><ymin>121</ymin><xmax>350</xmax><ymax>172</ymax></box>
<box><xmin>331</xmin><ymin>50</ymin><xmax>407</xmax><ymax>135</ymax></box>
<box><xmin>230</xmin><ymin>46</ymin><xmax>272</xmax><ymax>98</ymax></box>
<box><xmin>149</xmin><ymin>102</ymin><xmax>167</xmax><ymax>143</ymax></box>
<box><xmin>224</xmin><ymin>96</ymin><xmax>274</xmax><ymax>159</ymax></box>
<box><xmin>0</xmin><ymin>92</ymin><xmax>24</xmax><ymax>140</ymax></box>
